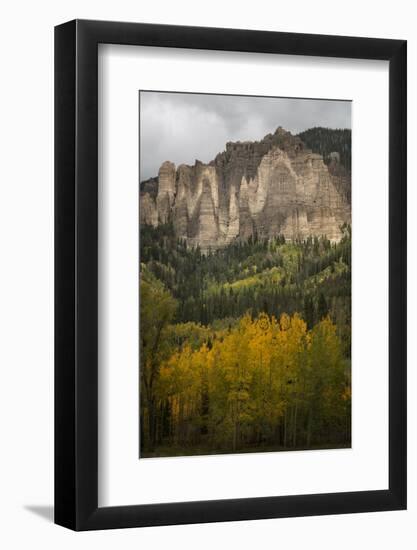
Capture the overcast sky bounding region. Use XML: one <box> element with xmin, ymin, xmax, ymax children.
<box><xmin>139</xmin><ymin>91</ymin><xmax>351</xmax><ymax>180</ymax></box>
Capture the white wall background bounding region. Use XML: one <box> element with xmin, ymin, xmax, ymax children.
<box><xmin>0</xmin><ymin>0</ymin><xmax>415</xmax><ymax>548</ymax></box>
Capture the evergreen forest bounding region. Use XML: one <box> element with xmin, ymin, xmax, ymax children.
<box><xmin>140</xmin><ymin>223</ymin><xmax>351</xmax><ymax>457</ymax></box>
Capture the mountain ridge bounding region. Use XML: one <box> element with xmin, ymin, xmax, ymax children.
<box><xmin>140</xmin><ymin>127</ymin><xmax>351</xmax><ymax>250</ymax></box>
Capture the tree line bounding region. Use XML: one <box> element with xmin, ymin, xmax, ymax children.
<box><xmin>140</xmin><ymin>223</ymin><xmax>351</xmax><ymax>357</ymax></box>
<box><xmin>140</xmin><ymin>223</ymin><xmax>351</xmax><ymax>457</ymax></box>
<box><xmin>140</xmin><ymin>276</ymin><xmax>350</xmax><ymax>456</ymax></box>
<box><xmin>297</xmin><ymin>127</ymin><xmax>352</xmax><ymax>172</ymax></box>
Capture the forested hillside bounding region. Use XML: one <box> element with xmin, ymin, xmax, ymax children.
<box><xmin>140</xmin><ymin>126</ymin><xmax>351</xmax><ymax>249</ymax></box>
<box><xmin>140</xmin><ymin>224</ymin><xmax>351</xmax><ymax>457</ymax></box>
<box><xmin>297</xmin><ymin>127</ymin><xmax>351</xmax><ymax>172</ymax></box>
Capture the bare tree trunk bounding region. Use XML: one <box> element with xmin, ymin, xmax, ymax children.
<box><xmin>306</xmin><ymin>407</ymin><xmax>313</xmax><ymax>448</ymax></box>
<box><xmin>284</xmin><ymin>408</ymin><xmax>287</xmax><ymax>448</ymax></box>
<box><xmin>233</xmin><ymin>419</ymin><xmax>237</xmax><ymax>452</ymax></box>
<box><xmin>147</xmin><ymin>397</ymin><xmax>156</xmax><ymax>450</ymax></box>
<box><xmin>179</xmin><ymin>397</ymin><xmax>184</xmax><ymax>445</ymax></box>
<box><xmin>293</xmin><ymin>401</ymin><xmax>298</xmax><ymax>448</ymax></box>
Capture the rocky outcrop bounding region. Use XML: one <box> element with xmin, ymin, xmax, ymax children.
<box><xmin>140</xmin><ymin>127</ymin><xmax>351</xmax><ymax>250</ymax></box>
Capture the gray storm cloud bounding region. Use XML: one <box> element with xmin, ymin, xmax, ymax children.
<box><xmin>139</xmin><ymin>91</ymin><xmax>351</xmax><ymax>181</ymax></box>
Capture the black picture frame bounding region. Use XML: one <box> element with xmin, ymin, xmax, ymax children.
<box><xmin>55</xmin><ymin>19</ymin><xmax>407</xmax><ymax>531</ymax></box>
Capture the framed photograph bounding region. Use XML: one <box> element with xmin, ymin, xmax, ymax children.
<box><xmin>55</xmin><ymin>19</ymin><xmax>406</xmax><ymax>530</ymax></box>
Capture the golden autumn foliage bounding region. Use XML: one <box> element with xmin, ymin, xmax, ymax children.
<box><xmin>141</xmin><ymin>308</ymin><xmax>350</xmax><ymax>455</ymax></box>
<box><xmin>139</xmin><ymin>225</ymin><xmax>352</xmax><ymax>456</ymax></box>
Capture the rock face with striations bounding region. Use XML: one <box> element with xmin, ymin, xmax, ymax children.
<box><xmin>140</xmin><ymin>127</ymin><xmax>351</xmax><ymax>250</ymax></box>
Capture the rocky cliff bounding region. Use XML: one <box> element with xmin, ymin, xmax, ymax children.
<box><xmin>140</xmin><ymin>127</ymin><xmax>351</xmax><ymax>250</ymax></box>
